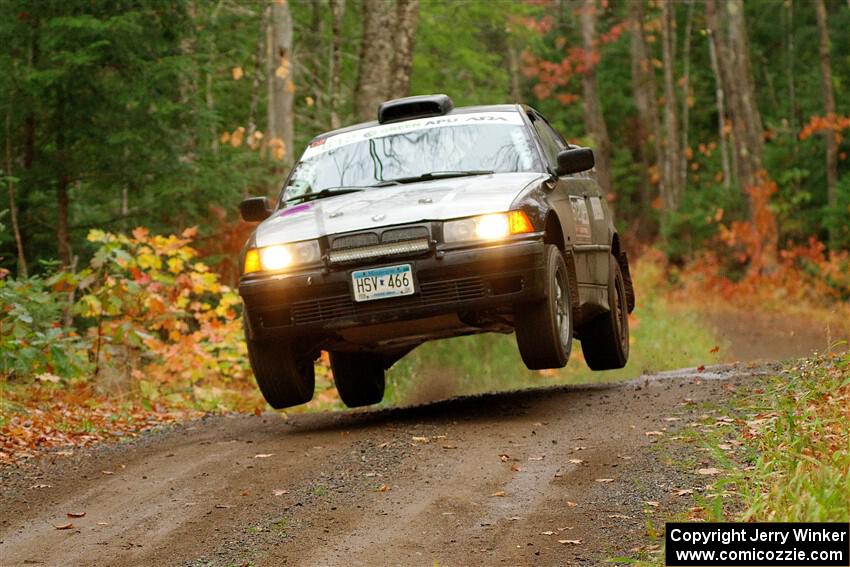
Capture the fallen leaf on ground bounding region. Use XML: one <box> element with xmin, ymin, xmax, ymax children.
<box><xmin>66</xmin><ymin>511</ymin><xmax>86</xmax><ymax>518</ymax></box>
<box><xmin>499</xmin><ymin>453</ymin><xmax>510</xmax><ymax>462</ymax></box>
<box><xmin>645</xmin><ymin>501</ymin><xmax>659</xmax><ymax>507</ymax></box>
<box><xmin>96</xmin><ymin>522</ymin><xmax>109</xmax><ymax>526</ymax></box>
<box><xmin>378</xmin><ymin>441</ymin><xmax>390</xmax><ymax>448</ymax></box>
<box><xmin>673</xmin><ymin>488</ymin><xmax>695</xmax><ymax>496</ymax></box>
<box><xmin>376</xmin><ymin>484</ymin><xmax>390</xmax><ymax>492</ymax></box>
<box><xmin>214</xmin><ymin>504</ymin><xmax>234</xmax><ymax>509</ymax></box>
<box><xmin>609</xmin><ymin>513</ymin><xmax>631</xmax><ymax>519</ymax></box>
<box><xmin>411</xmin><ymin>436</ymin><xmax>429</xmax><ymax>443</ymax></box>
<box><xmin>568</xmin><ymin>458</ymin><xmax>584</xmax><ymax>464</ymax></box>
<box><xmin>510</xmin><ymin>463</ymin><xmax>521</xmax><ymax>472</ymax></box>
<box><xmin>697</xmin><ymin>365</ymin><xmax>706</xmax><ymax>372</ymax></box>
<box><xmin>558</xmin><ymin>539</ymin><xmax>582</xmax><ymax>545</ymax></box>
<box><xmin>541</xmin><ymin>530</ymin><xmax>555</xmax><ymax>535</ymax></box>
<box><xmin>644</xmin><ymin>431</ymin><xmax>664</xmax><ymax>436</ymax></box>
<box><xmin>29</xmin><ymin>484</ymin><xmax>51</xmax><ymax>489</ymax></box>
<box><xmin>490</xmin><ymin>491</ymin><xmax>506</xmax><ymax>497</ymax></box>
<box><xmin>442</xmin><ymin>444</ymin><xmax>458</xmax><ymax>449</ymax></box>
<box><xmin>528</xmin><ymin>456</ymin><xmax>544</xmax><ymax>461</ymax></box>
<box><xmin>101</xmin><ymin>470</ymin><xmax>114</xmax><ymax>475</ymax></box>
<box><xmin>253</xmin><ymin>453</ymin><xmax>273</xmax><ymax>459</ymax></box>
<box><xmin>697</xmin><ymin>467</ymin><xmax>722</xmax><ymax>476</ymax></box>
<box><xmin>595</xmin><ymin>478</ymin><xmax>614</xmax><ymax>483</ymax></box>
<box><xmin>663</xmin><ymin>417</ymin><xmax>681</xmax><ymax>422</ymax></box>
<box><xmin>566</xmin><ymin>501</ymin><xmax>578</xmax><ymax>507</ymax></box>
<box><xmin>710</xmin><ymin>345</ymin><xmax>720</xmax><ymax>354</ymax></box>
<box><xmin>54</xmin><ymin>523</ymin><xmax>74</xmax><ymax>530</ymax></box>
<box><xmin>572</xmin><ymin>446</ymin><xmax>587</xmax><ymax>451</ymax></box>
<box><xmin>272</xmin><ymin>489</ymin><xmax>289</xmax><ymax>496</ymax></box>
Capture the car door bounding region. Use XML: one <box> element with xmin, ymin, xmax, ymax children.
<box><xmin>528</xmin><ymin>111</ymin><xmax>610</xmax><ymax>310</ymax></box>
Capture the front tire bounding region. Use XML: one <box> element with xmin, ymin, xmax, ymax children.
<box><xmin>329</xmin><ymin>351</ymin><xmax>385</xmax><ymax>408</ymax></box>
<box><xmin>515</xmin><ymin>244</ymin><xmax>573</xmax><ymax>370</ymax></box>
<box><xmin>580</xmin><ymin>254</ymin><xmax>630</xmax><ymax>370</ymax></box>
<box><xmin>245</xmin><ymin>335</ymin><xmax>316</xmax><ymax>409</ymax></box>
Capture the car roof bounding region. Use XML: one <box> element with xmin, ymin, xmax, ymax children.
<box><xmin>310</xmin><ymin>103</ymin><xmax>528</xmax><ymax>143</ymax></box>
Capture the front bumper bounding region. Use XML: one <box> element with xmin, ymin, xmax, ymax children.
<box><xmin>239</xmin><ymin>239</ymin><xmax>547</xmax><ymax>341</ymax></box>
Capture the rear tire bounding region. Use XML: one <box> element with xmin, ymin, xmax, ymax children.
<box><xmin>245</xmin><ymin>334</ymin><xmax>316</xmax><ymax>409</ymax></box>
<box><xmin>581</xmin><ymin>254</ymin><xmax>630</xmax><ymax>370</ymax></box>
<box><xmin>515</xmin><ymin>244</ymin><xmax>573</xmax><ymax>370</ymax></box>
<box><xmin>329</xmin><ymin>351</ymin><xmax>385</xmax><ymax>408</ymax></box>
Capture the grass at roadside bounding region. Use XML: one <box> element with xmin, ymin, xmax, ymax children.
<box><xmin>708</xmin><ymin>352</ymin><xmax>850</xmax><ymax>522</ymax></box>
<box><xmin>384</xmin><ymin>255</ymin><xmax>723</xmax><ymax>404</ymax></box>
<box><xmin>616</xmin><ymin>351</ymin><xmax>850</xmax><ymax>566</ymax></box>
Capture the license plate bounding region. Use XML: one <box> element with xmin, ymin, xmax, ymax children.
<box><xmin>351</xmin><ymin>264</ymin><xmax>415</xmax><ymax>302</ymax></box>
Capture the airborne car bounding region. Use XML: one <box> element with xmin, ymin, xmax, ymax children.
<box><xmin>238</xmin><ymin>94</ymin><xmax>635</xmax><ymax>409</ymax></box>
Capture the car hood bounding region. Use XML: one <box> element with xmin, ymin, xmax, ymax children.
<box><xmin>254</xmin><ymin>172</ymin><xmax>547</xmax><ymax>246</ymax></box>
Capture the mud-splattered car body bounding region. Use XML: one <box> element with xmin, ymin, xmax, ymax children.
<box><xmin>238</xmin><ymin>94</ymin><xmax>634</xmax><ymax>408</ymax></box>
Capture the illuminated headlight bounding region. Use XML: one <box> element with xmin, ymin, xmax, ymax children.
<box><xmin>443</xmin><ymin>211</ymin><xmax>534</xmax><ymax>244</ymax></box>
<box><xmin>243</xmin><ymin>240</ymin><xmax>321</xmax><ymax>274</ymax></box>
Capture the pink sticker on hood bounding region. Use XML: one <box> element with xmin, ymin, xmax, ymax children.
<box><xmin>279</xmin><ymin>203</ymin><xmax>313</xmax><ymax>217</ymax></box>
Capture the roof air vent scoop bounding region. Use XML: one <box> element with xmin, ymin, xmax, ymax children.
<box><xmin>377</xmin><ymin>94</ymin><xmax>454</xmax><ymax>124</ymax></box>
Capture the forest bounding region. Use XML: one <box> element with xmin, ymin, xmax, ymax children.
<box><xmin>1</xmin><ymin>0</ymin><xmax>848</xmax><ymax>277</ymax></box>
<box><xmin>1</xmin><ymin>0</ymin><xmax>849</xmax><ymax>446</ymax></box>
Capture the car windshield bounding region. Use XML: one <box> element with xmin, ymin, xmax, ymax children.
<box><xmin>281</xmin><ymin>111</ymin><xmax>539</xmax><ymax>202</ymax></box>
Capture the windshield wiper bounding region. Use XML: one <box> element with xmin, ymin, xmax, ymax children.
<box><xmin>373</xmin><ymin>170</ymin><xmax>494</xmax><ymax>186</ymax></box>
<box><xmin>285</xmin><ymin>187</ymin><xmax>364</xmax><ymax>204</ymax></box>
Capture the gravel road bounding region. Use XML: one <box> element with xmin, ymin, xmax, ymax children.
<box><xmin>0</xmin><ymin>364</ymin><xmax>772</xmax><ymax>567</ymax></box>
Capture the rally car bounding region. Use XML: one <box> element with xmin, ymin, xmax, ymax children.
<box><xmin>238</xmin><ymin>94</ymin><xmax>635</xmax><ymax>409</ymax></box>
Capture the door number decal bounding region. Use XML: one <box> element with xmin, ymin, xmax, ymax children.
<box><xmin>569</xmin><ymin>196</ymin><xmax>592</xmax><ymax>243</ymax></box>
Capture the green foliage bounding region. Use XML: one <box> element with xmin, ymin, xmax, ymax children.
<box><xmin>0</xmin><ymin>273</ymin><xmax>89</xmax><ymax>380</ymax></box>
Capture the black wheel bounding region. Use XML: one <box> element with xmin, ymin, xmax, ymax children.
<box><xmin>581</xmin><ymin>254</ymin><xmax>630</xmax><ymax>370</ymax></box>
<box><xmin>514</xmin><ymin>244</ymin><xmax>573</xmax><ymax>370</ymax></box>
<box><xmin>245</xmin><ymin>325</ymin><xmax>315</xmax><ymax>409</ymax></box>
<box><xmin>329</xmin><ymin>351</ymin><xmax>385</xmax><ymax>408</ymax></box>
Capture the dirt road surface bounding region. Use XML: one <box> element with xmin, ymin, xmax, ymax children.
<box><xmin>0</xmin><ymin>364</ymin><xmax>774</xmax><ymax>567</ymax></box>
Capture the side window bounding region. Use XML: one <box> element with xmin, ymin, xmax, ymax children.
<box><xmin>540</xmin><ymin>119</ymin><xmax>568</xmax><ymax>153</ymax></box>
<box><xmin>529</xmin><ymin>112</ymin><xmax>565</xmax><ymax>169</ymax></box>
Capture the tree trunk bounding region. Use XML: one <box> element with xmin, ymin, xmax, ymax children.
<box><xmin>579</xmin><ymin>0</ymin><xmax>613</xmax><ymax>199</ymax></box>
<box><xmin>267</xmin><ymin>0</ymin><xmax>294</xmax><ymax>166</ymax></box>
<box><xmin>706</xmin><ymin>0</ymin><xmax>775</xmax><ymax>266</ymax></box>
<box><xmin>707</xmin><ymin>26</ymin><xmax>732</xmax><ymax>190</ymax></box>
<box><xmin>660</xmin><ymin>0</ymin><xmax>682</xmax><ymax>214</ymax></box>
<box><xmin>355</xmin><ymin>0</ymin><xmax>397</xmax><ymax>121</ymax></box>
<box><xmin>508</xmin><ymin>42</ymin><xmax>522</xmax><ymax>104</ymax></box>
<box><xmin>706</xmin><ymin>0</ymin><xmax>765</xmax><ymax>190</ymax></box>
<box><xmin>204</xmin><ymin>1</ymin><xmax>224</xmax><ymax>156</ymax></box>
<box><xmin>55</xmin><ymin>93</ymin><xmax>72</xmax><ymax>268</ymax></box>
<box><xmin>815</xmin><ymin>0</ymin><xmax>838</xmax><ymax>247</ymax></box>
<box><xmin>724</xmin><ymin>0</ymin><xmax>764</xmax><ymax>191</ymax></box>
<box><xmin>329</xmin><ymin>0</ymin><xmax>345</xmax><ymax>129</ymax></box>
<box><xmin>680</xmin><ymin>0</ymin><xmax>695</xmax><ymax>193</ymax></box>
<box><xmin>5</xmin><ymin>112</ymin><xmax>27</xmax><ymax>277</ymax></box>
<box><xmin>628</xmin><ymin>0</ymin><xmax>661</xmax><ymax>225</ymax></box>
<box><xmin>390</xmin><ymin>0</ymin><xmax>419</xmax><ymax>99</ymax></box>
<box><xmin>247</xmin><ymin>7</ymin><xmax>268</xmax><ymax>141</ymax></box>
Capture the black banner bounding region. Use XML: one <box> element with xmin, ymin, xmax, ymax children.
<box><xmin>666</xmin><ymin>522</ymin><xmax>850</xmax><ymax>566</ymax></box>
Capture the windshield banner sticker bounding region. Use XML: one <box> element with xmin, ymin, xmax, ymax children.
<box><xmin>302</xmin><ymin>112</ymin><xmax>524</xmax><ymax>160</ymax></box>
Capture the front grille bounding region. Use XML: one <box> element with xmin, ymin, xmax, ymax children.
<box><xmin>331</xmin><ymin>233</ymin><xmax>379</xmax><ymax>249</ymax></box>
<box><xmin>289</xmin><ymin>276</ymin><xmax>486</xmax><ymax>325</ymax></box>
<box><xmin>327</xmin><ymin>238</ymin><xmax>430</xmax><ymax>264</ymax></box>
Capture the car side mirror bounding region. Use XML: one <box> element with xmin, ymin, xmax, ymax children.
<box><xmin>556</xmin><ymin>147</ymin><xmax>595</xmax><ymax>176</ymax></box>
<box><xmin>240</xmin><ymin>196</ymin><xmax>272</xmax><ymax>222</ymax></box>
